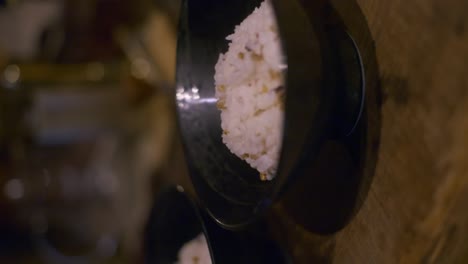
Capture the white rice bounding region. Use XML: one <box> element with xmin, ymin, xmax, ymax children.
<box><xmin>177</xmin><ymin>233</ymin><xmax>211</xmax><ymax>264</ymax></box>
<box><xmin>214</xmin><ymin>0</ymin><xmax>286</xmax><ymax>181</ymax></box>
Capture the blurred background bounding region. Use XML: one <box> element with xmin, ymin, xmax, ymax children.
<box><xmin>0</xmin><ymin>0</ymin><xmax>183</xmax><ymax>262</ymax></box>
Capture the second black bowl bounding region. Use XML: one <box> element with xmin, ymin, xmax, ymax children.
<box><xmin>144</xmin><ymin>186</ymin><xmax>288</xmax><ymax>264</ymax></box>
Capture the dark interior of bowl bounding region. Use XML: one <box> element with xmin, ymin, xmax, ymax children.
<box><xmin>176</xmin><ymin>0</ymin><xmax>273</xmax><ymax>206</ymax></box>
<box><xmin>175</xmin><ymin>0</ymin><xmax>328</xmax><ymax>229</ymax></box>
<box><xmin>144</xmin><ymin>186</ymin><xmax>289</xmax><ymax>264</ymax></box>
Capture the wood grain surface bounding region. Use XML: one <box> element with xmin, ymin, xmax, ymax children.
<box><xmin>268</xmin><ymin>0</ymin><xmax>468</xmax><ymax>263</ymax></box>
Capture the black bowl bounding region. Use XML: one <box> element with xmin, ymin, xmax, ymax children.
<box><xmin>175</xmin><ymin>0</ymin><xmax>334</xmax><ymax>229</ymax></box>
<box><xmin>144</xmin><ymin>186</ymin><xmax>288</xmax><ymax>264</ymax></box>
<box><xmin>175</xmin><ymin>0</ymin><xmax>377</xmax><ymax>232</ymax></box>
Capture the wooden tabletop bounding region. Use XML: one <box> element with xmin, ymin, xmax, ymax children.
<box><xmin>268</xmin><ymin>0</ymin><xmax>468</xmax><ymax>263</ymax></box>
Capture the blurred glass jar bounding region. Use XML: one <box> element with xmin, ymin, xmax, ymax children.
<box><xmin>0</xmin><ymin>62</ymin><xmax>157</xmax><ymax>263</ymax></box>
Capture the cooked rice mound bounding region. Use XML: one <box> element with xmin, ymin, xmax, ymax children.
<box><xmin>177</xmin><ymin>233</ymin><xmax>211</xmax><ymax>264</ymax></box>
<box><xmin>214</xmin><ymin>0</ymin><xmax>286</xmax><ymax>181</ymax></box>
